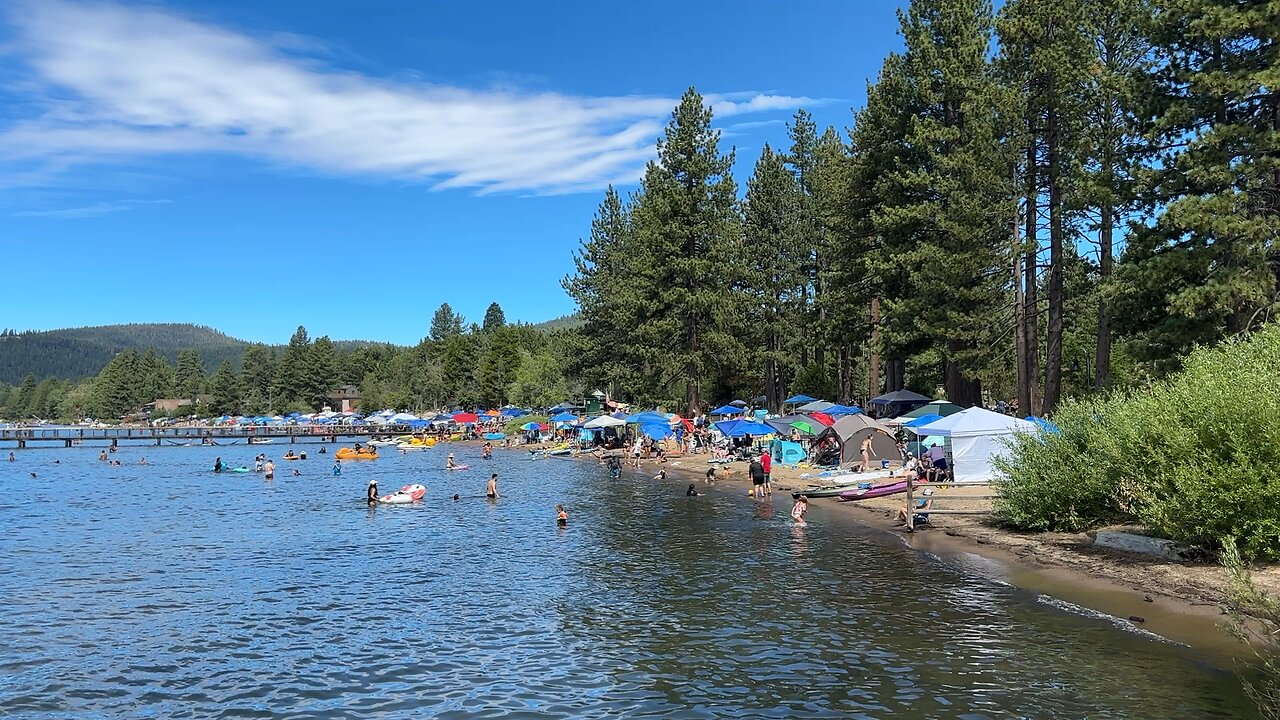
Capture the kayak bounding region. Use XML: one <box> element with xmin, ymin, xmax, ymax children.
<box><xmin>446</xmin><ymin>464</ymin><xmax>470</xmax><ymax>471</ymax></box>
<box><xmin>336</xmin><ymin>448</ymin><xmax>379</xmax><ymax>460</ymax></box>
<box><xmin>379</xmin><ymin>484</ymin><xmax>426</xmax><ymax>504</ymax></box>
<box><xmin>791</xmin><ymin>485</ymin><xmax>858</xmax><ymax>499</ymax></box>
<box><xmin>839</xmin><ymin>480</ymin><xmax>910</xmax><ymax>501</ymax></box>
<box><xmin>367</xmin><ymin>439</ymin><xmax>401</xmax><ymax>447</ymax></box>
<box><xmin>212</xmin><ymin>467</ymin><xmax>250</xmax><ymax>473</ymax></box>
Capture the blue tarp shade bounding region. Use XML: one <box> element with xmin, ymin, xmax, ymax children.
<box><xmin>626</xmin><ymin>411</ymin><xmax>669</xmax><ymax>425</ymax></box>
<box><xmin>904</xmin><ymin>413</ymin><xmax>943</xmax><ymax>429</ymax></box>
<box><xmin>549</xmin><ymin>412</ymin><xmax>579</xmax><ymax>423</ymax></box>
<box><xmin>1026</xmin><ymin>416</ymin><xmax>1061</xmax><ymax>434</ymax></box>
<box><xmin>784</xmin><ymin>394</ymin><xmax>817</xmax><ymax>404</ymax></box>
<box><xmin>500</xmin><ymin>407</ymin><xmax>528</xmax><ymax>417</ymax></box>
<box><xmin>824</xmin><ymin>404</ymin><xmax>862</xmax><ymax>416</ymax></box>
<box><xmin>709</xmin><ymin>405</ymin><xmax>740</xmax><ymax>416</ymax></box>
<box><xmin>640</xmin><ymin>423</ymin><xmax>672</xmax><ymax>439</ymax></box>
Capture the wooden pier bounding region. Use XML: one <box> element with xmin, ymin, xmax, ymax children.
<box><xmin>0</xmin><ymin>425</ymin><xmax>415</xmax><ymax>449</ymax></box>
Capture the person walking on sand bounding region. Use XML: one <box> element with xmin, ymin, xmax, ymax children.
<box><xmin>486</xmin><ymin>473</ymin><xmax>500</xmax><ymax>499</ymax></box>
<box><xmin>860</xmin><ymin>435</ymin><xmax>876</xmax><ymax>472</ymax></box>
<box><xmin>264</xmin><ymin>459</ymin><xmax>275</xmax><ymax>481</ymax></box>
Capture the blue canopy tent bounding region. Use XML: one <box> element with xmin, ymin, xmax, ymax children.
<box><xmin>714</xmin><ymin>420</ymin><xmax>776</xmax><ymax>438</ymax></box>
<box><xmin>500</xmin><ymin>407</ymin><xmax>528</xmax><ymax>417</ymax></box>
<box><xmin>709</xmin><ymin>404</ymin><xmax>741</xmax><ymax>416</ymax></box>
<box><xmin>626</xmin><ymin>411</ymin><xmax>668</xmax><ymax>425</ymax></box>
<box><xmin>824</xmin><ymin>404</ymin><xmax>862</xmax><ymax>417</ymax></box>
<box><xmin>904</xmin><ymin>413</ymin><xmax>943</xmax><ymax>429</ymax></box>
<box><xmin>640</xmin><ymin>423</ymin><xmax>672</xmax><ymax>440</ymax></box>
<box><xmin>1025</xmin><ymin>416</ymin><xmax>1061</xmax><ymax>434</ymax></box>
<box><xmin>783</xmin><ymin>394</ymin><xmax>817</xmax><ymax>405</ymax></box>
<box><xmin>549</xmin><ymin>412</ymin><xmax>580</xmax><ymax>423</ymax></box>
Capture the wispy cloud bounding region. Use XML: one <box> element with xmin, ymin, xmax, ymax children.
<box><xmin>0</xmin><ymin>1</ymin><xmax>824</xmax><ymax>195</ymax></box>
<box><xmin>11</xmin><ymin>198</ymin><xmax>172</xmax><ymax>218</ymax></box>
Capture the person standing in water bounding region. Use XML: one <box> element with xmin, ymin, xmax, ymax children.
<box><xmin>760</xmin><ymin>450</ymin><xmax>773</xmax><ymax>497</ymax></box>
<box><xmin>332</xmin><ymin>460</ymin><xmax>342</xmax><ymax>476</ymax></box>
<box><xmin>556</xmin><ymin>504</ymin><xmax>568</xmax><ymax>526</ymax></box>
<box><xmin>486</xmin><ymin>473</ymin><xmax>500</xmax><ymax>499</ymax></box>
<box><xmin>791</xmin><ymin>496</ymin><xmax>809</xmax><ymax>526</ymax></box>
<box><xmin>214</xmin><ymin>457</ymin><xmax>224</xmax><ymax>473</ymax></box>
<box><xmin>263</xmin><ymin>459</ymin><xmax>275</xmax><ymax>481</ymax></box>
<box><xmin>446</xmin><ymin>453</ymin><xmax>457</xmax><ymax>470</ymax></box>
<box><xmin>99</xmin><ymin>450</ymin><xmax>108</xmax><ymax>462</ymax></box>
<box><xmin>482</xmin><ymin>442</ymin><xmax>492</xmax><ymax>460</ymax></box>
<box><xmin>8</xmin><ymin>451</ymin><xmax>15</xmax><ymax>462</ymax></box>
<box><xmin>367</xmin><ymin>479</ymin><xmax>378</xmax><ymax>506</ymax></box>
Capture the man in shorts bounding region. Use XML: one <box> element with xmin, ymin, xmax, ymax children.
<box><xmin>749</xmin><ymin>456</ymin><xmax>765</xmax><ymax>496</ymax></box>
<box><xmin>759</xmin><ymin>450</ymin><xmax>773</xmax><ymax>496</ymax></box>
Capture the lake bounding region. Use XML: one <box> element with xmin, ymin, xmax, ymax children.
<box><xmin>0</xmin><ymin>443</ymin><xmax>1257</xmax><ymax>718</ymax></box>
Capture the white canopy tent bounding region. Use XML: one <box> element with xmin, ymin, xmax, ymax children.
<box><xmin>913</xmin><ymin>408</ymin><xmax>1035</xmax><ymax>484</ymax></box>
<box><xmin>583</xmin><ymin>415</ymin><xmax>626</xmax><ymax>429</ymax></box>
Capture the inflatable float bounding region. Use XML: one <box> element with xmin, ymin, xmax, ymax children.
<box><xmin>336</xmin><ymin>448</ymin><xmax>379</xmax><ymax>460</ymax></box>
<box><xmin>446</xmin><ymin>463</ymin><xmax>470</xmax><ymax>471</ymax></box>
<box><xmin>379</xmin><ymin>484</ymin><xmax>426</xmax><ymax>504</ymax></box>
<box><xmin>484</xmin><ymin>432</ymin><xmax>506</xmax><ymax>441</ymax></box>
<box><xmin>213</xmin><ymin>467</ymin><xmax>250</xmax><ymax>473</ymax></box>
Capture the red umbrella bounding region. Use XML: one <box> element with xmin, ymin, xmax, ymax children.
<box><xmin>537</xmin><ymin>422</ymin><xmax>549</xmax><ymax>430</ymax></box>
<box><xmin>452</xmin><ymin>412</ymin><xmax>479</xmax><ymax>424</ymax></box>
<box><xmin>808</xmin><ymin>412</ymin><xmax>835</xmax><ymax>427</ymax></box>
<box><xmin>670</xmin><ymin>415</ymin><xmax>695</xmax><ymax>431</ymax></box>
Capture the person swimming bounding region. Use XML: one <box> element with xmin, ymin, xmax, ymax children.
<box><xmin>654</xmin><ymin>469</ymin><xmax>668</xmax><ymax>481</ymax></box>
<box><xmin>687</xmin><ymin>484</ymin><xmax>702</xmax><ymax>497</ymax></box>
<box><xmin>452</xmin><ymin>494</ymin><xmax>460</xmax><ymax>501</ymax></box>
<box><xmin>292</xmin><ymin>469</ymin><xmax>301</xmax><ymax>477</ymax></box>
<box><xmin>556</xmin><ymin>504</ymin><xmax>568</xmax><ymax>526</ymax></box>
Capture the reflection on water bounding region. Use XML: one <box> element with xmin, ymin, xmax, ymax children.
<box><xmin>0</xmin><ymin>445</ymin><xmax>1258</xmax><ymax>718</ymax></box>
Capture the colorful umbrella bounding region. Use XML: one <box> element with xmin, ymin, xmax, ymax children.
<box><xmin>452</xmin><ymin>412</ymin><xmax>479</xmax><ymax>424</ymax></box>
<box><xmin>790</xmin><ymin>420</ymin><xmax>816</xmax><ymax>435</ymax></box>
<box><xmin>808</xmin><ymin>412</ymin><xmax>835</xmax><ymax>426</ymax></box>
<box><xmin>520</xmin><ymin>422</ymin><xmax>541</xmax><ymax>431</ymax></box>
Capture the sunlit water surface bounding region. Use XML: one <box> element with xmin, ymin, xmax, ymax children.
<box><xmin>0</xmin><ymin>443</ymin><xmax>1256</xmax><ymax>718</ymax></box>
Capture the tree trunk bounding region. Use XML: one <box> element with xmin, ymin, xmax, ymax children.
<box><xmin>1044</xmin><ymin>87</ymin><xmax>1064</xmax><ymax>416</ymax></box>
<box><xmin>1023</xmin><ymin>137</ymin><xmax>1042</xmax><ymax>417</ymax></box>
<box><xmin>685</xmin><ymin>313</ymin><xmax>701</xmax><ymax>416</ymax></box>
<box><xmin>868</xmin><ymin>297</ymin><xmax>881</xmax><ymax>400</ymax></box>
<box><xmin>1013</xmin><ymin>195</ymin><xmax>1028</xmax><ymax>414</ymax></box>
<box><xmin>1096</xmin><ymin>203</ymin><xmax>1113</xmax><ymax>390</ymax></box>
<box><xmin>884</xmin><ymin>358</ymin><xmax>905</xmax><ymax>393</ymax></box>
<box><xmin>838</xmin><ymin>344</ymin><xmax>853</xmax><ymax>404</ymax></box>
<box><xmin>944</xmin><ymin>348</ymin><xmax>983</xmax><ymax>408</ymax></box>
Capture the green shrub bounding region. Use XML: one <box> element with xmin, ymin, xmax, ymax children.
<box><xmin>995</xmin><ymin>323</ymin><xmax>1280</xmax><ymax>558</ymax></box>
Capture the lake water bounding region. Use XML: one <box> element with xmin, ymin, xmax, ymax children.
<box><xmin>0</xmin><ymin>443</ymin><xmax>1257</xmax><ymax>718</ymax></box>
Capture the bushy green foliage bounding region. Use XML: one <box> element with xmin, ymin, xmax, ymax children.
<box><xmin>1221</xmin><ymin>538</ymin><xmax>1280</xmax><ymax>720</ymax></box>
<box><xmin>995</xmin><ymin>324</ymin><xmax>1280</xmax><ymax>558</ymax></box>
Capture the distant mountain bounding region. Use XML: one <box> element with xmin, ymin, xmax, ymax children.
<box><xmin>0</xmin><ymin>324</ymin><xmax>249</xmax><ymax>384</ymax></box>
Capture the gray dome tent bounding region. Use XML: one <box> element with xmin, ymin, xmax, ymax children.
<box><xmin>819</xmin><ymin>414</ymin><xmax>900</xmax><ymax>467</ymax></box>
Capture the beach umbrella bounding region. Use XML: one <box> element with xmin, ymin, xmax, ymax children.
<box><xmin>808</xmin><ymin>412</ymin><xmax>835</xmax><ymax>426</ymax></box>
<box><xmin>452</xmin><ymin>412</ymin><xmax>479</xmax><ymax>424</ymax></box>
<box><xmin>784</xmin><ymin>393</ymin><xmax>817</xmax><ymax>405</ymax></box>
<box><xmin>709</xmin><ymin>404</ymin><xmax>740</xmax><ymax>416</ymax></box>
<box><xmin>485</xmin><ymin>410</ymin><xmax>500</xmax><ymax>417</ymax></box>
<box><xmin>790</xmin><ymin>420</ymin><xmax>816</xmax><ymax>435</ymax></box>
<box><xmin>520</xmin><ymin>422</ymin><xmax>541</xmax><ymax>431</ymax></box>
<box><xmin>626</xmin><ymin>411</ymin><xmax>668</xmax><ymax>425</ymax></box>
<box><xmin>583</xmin><ymin>415</ymin><xmax>625</xmax><ymax>428</ymax></box>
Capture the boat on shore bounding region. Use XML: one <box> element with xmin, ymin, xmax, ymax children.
<box><xmin>839</xmin><ymin>480</ymin><xmax>909</xmax><ymax>501</ymax></box>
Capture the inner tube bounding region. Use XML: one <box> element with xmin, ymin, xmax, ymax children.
<box><xmin>212</xmin><ymin>467</ymin><xmax>250</xmax><ymax>473</ymax></box>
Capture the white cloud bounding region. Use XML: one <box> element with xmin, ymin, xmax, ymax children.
<box><xmin>11</xmin><ymin>198</ymin><xmax>171</xmax><ymax>218</ymax></box>
<box><xmin>0</xmin><ymin>1</ymin><xmax>823</xmax><ymax>195</ymax></box>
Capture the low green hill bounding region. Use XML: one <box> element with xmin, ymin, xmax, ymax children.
<box><xmin>0</xmin><ymin>324</ymin><xmax>249</xmax><ymax>383</ymax></box>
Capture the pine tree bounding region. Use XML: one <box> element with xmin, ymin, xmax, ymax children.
<box><xmin>430</xmin><ymin>303</ymin><xmax>464</xmax><ymax>344</ymax></box>
<box><xmin>1113</xmin><ymin>0</ymin><xmax>1280</xmax><ymax>373</ymax></box>
<box><xmin>240</xmin><ymin>344</ymin><xmax>275</xmax><ymax>413</ymax></box>
<box><xmin>628</xmin><ymin>87</ymin><xmax>743</xmax><ymax>413</ymax></box>
<box><xmin>174</xmin><ymin>349</ymin><xmax>206</xmax><ymax>400</ymax></box>
<box><xmin>5</xmin><ymin>373</ymin><xmax>36</xmax><ymax>418</ymax></box>
<box><xmin>274</xmin><ymin>326</ymin><xmax>311</xmax><ymax>407</ymax></box>
<box><xmin>308</xmin><ymin>336</ymin><xmax>338</xmax><ymax>409</ymax></box>
<box><xmin>208</xmin><ymin>359</ymin><xmax>242</xmax><ymax>415</ymax></box>
<box><xmin>482</xmin><ymin>303</ymin><xmax>507</xmax><ymax>332</ymax></box>
<box><xmin>743</xmin><ymin>144</ymin><xmax>805</xmax><ymax>412</ymax></box>
<box><xmin>999</xmin><ymin>0</ymin><xmax>1091</xmax><ymax>413</ymax></box>
<box><xmin>139</xmin><ymin>346</ymin><xmax>175</xmax><ymax>402</ymax></box>
<box><xmin>441</xmin><ymin>333</ymin><xmax>479</xmax><ymax>406</ymax></box>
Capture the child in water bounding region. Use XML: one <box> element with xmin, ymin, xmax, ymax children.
<box><xmin>791</xmin><ymin>496</ymin><xmax>809</xmax><ymax>526</ymax></box>
<box><xmin>556</xmin><ymin>504</ymin><xmax>568</xmax><ymax>526</ymax></box>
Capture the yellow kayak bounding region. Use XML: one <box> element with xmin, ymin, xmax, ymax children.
<box><xmin>335</xmin><ymin>448</ymin><xmax>379</xmax><ymax>460</ymax></box>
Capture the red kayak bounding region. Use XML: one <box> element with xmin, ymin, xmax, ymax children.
<box><xmin>839</xmin><ymin>480</ymin><xmax>909</xmax><ymax>501</ymax></box>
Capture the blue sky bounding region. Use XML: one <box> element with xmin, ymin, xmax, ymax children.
<box><xmin>1</xmin><ymin>0</ymin><xmax>905</xmax><ymax>345</ymax></box>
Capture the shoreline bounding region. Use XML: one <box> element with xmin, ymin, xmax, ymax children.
<box><xmin>508</xmin><ymin>440</ymin><xmax>1264</xmax><ymax>661</ymax></box>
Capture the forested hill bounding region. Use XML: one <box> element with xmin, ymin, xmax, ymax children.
<box><xmin>0</xmin><ymin>324</ymin><xmax>250</xmax><ymax>383</ymax></box>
